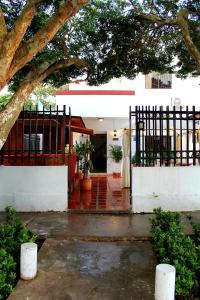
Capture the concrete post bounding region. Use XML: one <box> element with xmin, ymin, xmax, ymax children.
<box><xmin>20</xmin><ymin>243</ymin><xmax>38</xmax><ymax>280</ymax></box>
<box><xmin>155</xmin><ymin>264</ymin><xmax>176</xmax><ymax>300</ymax></box>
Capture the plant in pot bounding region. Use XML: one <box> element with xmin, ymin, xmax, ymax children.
<box><xmin>109</xmin><ymin>145</ymin><xmax>122</xmax><ymax>178</ymax></box>
<box><xmin>162</xmin><ymin>150</ymin><xmax>174</xmax><ymax>166</ymax></box>
<box><xmin>77</xmin><ymin>140</ymin><xmax>94</xmax><ymax>190</ymax></box>
<box><xmin>195</xmin><ymin>151</ymin><xmax>200</xmax><ymax>165</ymax></box>
<box><xmin>74</xmin><ymin>142</ymin><xmax>84</xmax><ymax>180</ymax></box>
<box><xmin>131</xmin><ymin>154</ymin><xmax>137</xmax><ymax>166</ymax></box>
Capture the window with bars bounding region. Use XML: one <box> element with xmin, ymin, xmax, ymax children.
<box><xmin>24</xmin><ymin>134</ymin><xmax>43</xmax><ymax>154</ymax></box>
<box><xmin>145</xmin><ymin>72</ymin><xmax>172</xmax><ymax>89</ymax></box>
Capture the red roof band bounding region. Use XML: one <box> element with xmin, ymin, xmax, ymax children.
<box><xmin>56</xmin><ymin>90</ymin><xmax>135</xmax><ymax>96</ymax></box>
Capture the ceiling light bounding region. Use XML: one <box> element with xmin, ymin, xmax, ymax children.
<box><xmin>98</xmin><ymin>118</ymin><xmax>104</xmax><ymax>122</ymax></box>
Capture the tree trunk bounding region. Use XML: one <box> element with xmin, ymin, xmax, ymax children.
<box><xmin>0</xmin><ymin>79</ymin><xmax>39</xmax><ymax>150</ymax></box>
<box><xmin>0</xmin><ymin>58</ymin><xmax>86</xmax><ymax>150</ymax></box>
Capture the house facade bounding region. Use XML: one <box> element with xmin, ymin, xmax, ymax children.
<box><xmin>1</xmin><ymin>73</ymin><xmax>200</xmax><ymax>213</ymax></box>
<box><xmin>56</xmin><ymin>73</ymin><xmax>200</xmax><ymax>213</ymax></box>
<box><xmin>56</xmin><ymin>73</ymin><xmax>200</xmax><ymax>174</ymax></box>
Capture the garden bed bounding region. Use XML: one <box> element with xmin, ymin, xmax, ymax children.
<box><xmin>0</xmin><ymin>207</ymin><xmax>40</xmax><ymax>300</ymax></box>
<box><xmin>150</xmin><ymin>208</ymin><xmax>200</xmax><ymax>299</ymax></box>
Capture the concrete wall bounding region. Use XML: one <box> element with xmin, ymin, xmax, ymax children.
<box><xmin>107</xmin><ymin>130</ymin><xmax>122</xmax><ymax>174</ymax></box>
<box><xmin>56</xmin><ymin>75</ymin><xmax>200</xmax><ymax>118</ymax></box>
<box><xmin>132</xmin><ymin>167</ymin><xmax>200</xmax><ymax>213</ymax></box>
<box><xmin>0</xmin><ymin>166</ymin><xmax>68</xmax><ymax>212</ymax></box>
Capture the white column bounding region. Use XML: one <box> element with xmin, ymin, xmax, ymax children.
<box><xmin>155</xmin><ymin>264</ymin><xmax>176</xmax><ymax>300</ymax></box>
<box><xmin>20</xmin><ymin>243</ymin><xmax>37</xmax><ymax>280</ymax></box>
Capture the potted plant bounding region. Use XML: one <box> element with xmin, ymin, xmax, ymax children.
<box><xmin>131</xmin><ymin>154</ymin><xmax>137</xmax><ymax>166</ymax></box>
<box><xmin>76</xmin><ymin>140</ymin><xmax>94</xmax><ymax>190</ymax></box>
<box><xmin>195</xmin><ymin>151</ymin><xmax>200</xmax><ymax>165</ymax></box>
<box><xmin>145</xmin><ymin>152</ymin><xmax>156</xmax><ymax>166</ymax></box>
<box><xmin>162</xmin><ymin>150</ymin><xmax>174</xmax><ymax>166</ymax></box>
<box><xmin>109</xmin><ymin>145</ymin><xmax>122</xmax><ymax>177</ymax></box>
<box><xmin>74</xmin><ymin>142</ymin><xmax>84</xmax><ymax>179</ymax></box>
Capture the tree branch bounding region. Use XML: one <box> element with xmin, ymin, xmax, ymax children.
<box><xmin>0</xmin><ymin>56</ymin><xmax>86</xmax><ymax>149</ymax></box>
<box><xmin>139</xmin><ymin>8</ymin><xmax>200</xmax><ymax>73</ymax></box>
<box><xmin>0</xmin><ymin>7</ymin><xmax>7</xmax><ymax>46</ymax></box>
<box><xmin>8</xmin><ymin>0</ymin><xmax>88</xmax><ymax>81</ymax></box>
<box><xmin>139</xmin><ymin>12</ymin><xmax>177</xmax><ymax>26</ymax></box>
<box><xmin>40</xmin><ymin>58</ymin><xmax>87</xmax><ymax>80</ymax></box>
<box><xmin>0</xmin><ymin>0</ymin><xmax>41</xmax><ymax>82</ymax></box>
<box><xmin>176</xmin><ymin>9</ymin><xmax>200</xmax><ymax>73</ymax></box>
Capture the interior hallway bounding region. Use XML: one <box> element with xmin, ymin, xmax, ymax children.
<box><xmin>69</xmin><ymin>175</ymin><xmax>130</xmax><ymax>211</ymax></box>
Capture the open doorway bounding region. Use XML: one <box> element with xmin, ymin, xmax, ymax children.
<box><xmin>90</xmin><ymin>133</ymin><xmax>107</xmax><ymax>173</ymax></box>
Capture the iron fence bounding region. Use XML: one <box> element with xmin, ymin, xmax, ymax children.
<box><xmin>0</xmin><ymin>105</ymin><xmax>72</xmax><ymax>165</ymax></box>
<box><xmin>130</xmin><ymin>106</ymin><xmax>200</xmax><ymax>167</ymax></box>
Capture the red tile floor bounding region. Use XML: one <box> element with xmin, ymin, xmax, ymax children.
<box><xmin>69</xmin><ymin>175</ymin><xmax>130</xmax><ymax>211</ymax></box>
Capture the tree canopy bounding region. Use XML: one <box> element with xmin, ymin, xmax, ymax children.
<box><xmin>0</xmin><ymin>0</ymin><xmax>87</xmax><ymax>149</ymax></box>
<box><xmin>0</xmin><ymin>0</ymin><xmax>200</xmax><ymax>149</ymax></box>
<box><xmin>132</xmin><ymin>0</ymin><xmax>200</xmax><ymax>77</ymax></box>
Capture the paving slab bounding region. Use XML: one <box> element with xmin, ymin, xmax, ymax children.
<box><xmin>9</xmin><ymin>239</ymin><xmax>156</xmax><ymax>300</ymax></box>
<box><xmin>27</xmin><ymin>213</ymin><xmax>152</xmax><ymax>240</ymax></box>
<box><xmin>0</xmin><ymin>211</ymin><xmax>199</xmax><ymax>239</ymax></box>
<box><xmin>25</xmin><ymin>211</ymin><xmax>200</xmax><ymax>240</ymax></box>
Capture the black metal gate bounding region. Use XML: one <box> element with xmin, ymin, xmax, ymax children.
<box><xmin>130</xmin><ymin>106</ymin><xmax>200</xmax><ymax>168</ymax></box>
<box><xmin>129</xmin><ymin>105</ymin><xmax>200</xmax><ymax>207</ymax></box>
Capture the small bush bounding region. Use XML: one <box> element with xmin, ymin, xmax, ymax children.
<box><xmin>0</xmin><ymin>207</ymin><xmax>36</xmax><ymax>262</ymax></box>
<box><xmin>0</xmin><ymin>249</ymin><xmax>16</xmax><ymax>300</ymax></box>
<box><xmin>109</xmin><ymin>145</ymin><xmax>122</xmax><ymax>163</ymax></box>
<box><xmin>189</xmin><ymin>217</ymin><xmax>200</xmax><ymax>246</ymax></box>
<box><xmin>151</xmin><ymin>208</ymin><xmax>200</xmax><ymax>299</ymax></box>
<box><xmin>0</xmin><ymin>207</ymin><xmax>37</xmax><ymax>300</ymax></box>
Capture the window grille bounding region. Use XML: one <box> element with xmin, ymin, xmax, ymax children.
<box><xmin>145</xmin><ymin>72</ymin><xmax>172</xmax><ymax>89</ymax></box>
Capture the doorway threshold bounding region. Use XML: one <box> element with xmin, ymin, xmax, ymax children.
<box><xmin>68</xmin><ymin>209</ymin><xmax>132</xmax><ymax>215</ymax></box>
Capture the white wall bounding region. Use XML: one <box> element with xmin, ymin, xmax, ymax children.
<box><xmin>57</xmin><ymin>94</ymin><xmax>134</xmax><ymax>117</ymax></box>
<box><xmin>107</xmin><ymin>130</ymin><xmax>122</xmax><ymax>174</ymax></box>
<box><xmin>83</xmin><ymin>117</ymin><xmax>129</xmax><ymax>132</ymax></box>
<box><xmin>56</xmin><ymin>75</ymin><xmax>200</xmax><ymax>118</ymax></box>
<box><xmin>132</xmin><ymin>167</ymin><xmax>200</xmax><ymax>213</ymax></box>
<box><xmin>0</xmin><ymin>166</ymin><xmax>68</xmax><ymax>212</ymax></box>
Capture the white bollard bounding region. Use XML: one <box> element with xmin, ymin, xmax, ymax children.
<box><xmin>20</xmin><ymin>243</ymin><xmax>38</xmax><ymax>280</ymax></box>
<box><xmin>155</xmin><ymin>264</ymin><xmax>176</xmax><ymax>300</ymax></box>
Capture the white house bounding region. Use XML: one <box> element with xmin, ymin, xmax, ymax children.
<box><xmin>56</xmin><ymin>73</ymin><xmax>200</xmax><ymax>213</ymax></box>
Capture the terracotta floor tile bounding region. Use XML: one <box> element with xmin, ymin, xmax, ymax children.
<box><xmin>69</xmin><ymin>175</ymin><xmax>130</xmax><ymax>211</ymax></box>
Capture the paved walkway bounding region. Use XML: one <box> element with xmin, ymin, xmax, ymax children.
<box><xmin>3</xmin><ymin>211</ymin><xmax>200</xmax><ymax>300</ymax></box>
<box><xmin>69</xmin><ymin>175</ymin><xmax>130</xmax><ymax>211</ymax></box>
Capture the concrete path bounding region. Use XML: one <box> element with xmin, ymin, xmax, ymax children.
<box><xmin>9</xmin><ymin>239</ymin><xmax>155</xmax><ymax>300</ymax></box>
<box><xmin>1</xmin><ymin>210</ymin><xmax>199</xmax><ymax>239</ymax></box>
<box><xmin>3</xmin><ymin>211</ymin><xmax>200</xmax><ymax>300</ymax></box>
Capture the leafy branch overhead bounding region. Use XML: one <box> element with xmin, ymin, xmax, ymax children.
<box><xmin>0</xmin><ymin>0</ymin><xmax>200</xmax><ymax>150</ymax></box>
<box><xmin>0</xmin><ymin>0</ymin><xmax>88</xmax><ymax>149</ymax></box>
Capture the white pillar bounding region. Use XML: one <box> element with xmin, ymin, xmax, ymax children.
<box><xmin>20</xmin><ymin>243</ymin><xmax>37</xmax><ymax>280</ymax></box>
<box><xmin>155</xmin><ymin>264</ymin><xmax>176</xmax><ymax>300</ymax></box>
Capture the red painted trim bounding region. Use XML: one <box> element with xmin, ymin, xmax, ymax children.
<box><xmin>56</xmin><ymin>90</ymin><xmax>135</xmax><ymax>96</ymax></box>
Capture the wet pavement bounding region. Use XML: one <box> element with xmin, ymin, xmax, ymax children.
<box><xmin>0</xmin><ymin>210</ymin><xmax>198</xmax><ymax>239</ymax></box>
<box><xmin>9</xmin><ymin>239</ymin><xmax>155</xmax><ymax>300</ymax></box>
<box><xmin>27</xmin><ymin>213</ymin><xmax>153</xmax><ymax>240</ymax></box>
<box><xmin>3</xmin><ymin>211</ymin><xmax>200</xmax><ymax>300</ymax></box>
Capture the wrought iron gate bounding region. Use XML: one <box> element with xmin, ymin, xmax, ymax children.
<box><xmin>130</xmin><ymin>106</ymin><xmax>200</xmax><ymax>168</ymax></box>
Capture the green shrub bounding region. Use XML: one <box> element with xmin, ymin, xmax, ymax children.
<box><xmin>151</xmin><ymin>208</ymin><xmax>200</xmax><ymax>299</ymax></box>
<box><xmin>109</xmin><ymin>145</ymin><xmax>122</xmax><ymax>163</ymax></box>
<box><xmin>0</xmin><ymin>207</ymin><xmax>37</xmax><ymax>300</ymax></box>
<box><xmin>0</xmin><ymin>207</ymin><xmax>36</xmax><ymax>262</ymax></box>
<box><xmin>0</xmin><ymin>249</ymin><xmax>16</xmax><ymax>300</ymax></box>
<box><xmin>189</xmin><ymin>217</ymin><xmax>200</xmax><ymax>246</ymax></box>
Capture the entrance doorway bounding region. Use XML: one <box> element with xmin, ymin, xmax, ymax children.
<box><xmin>90</xmin><ymin>134</ymin><xmax>107</xmax><ymax>173</ymax></box>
